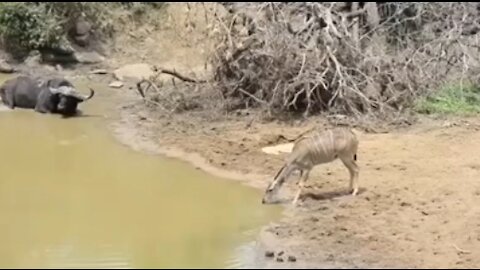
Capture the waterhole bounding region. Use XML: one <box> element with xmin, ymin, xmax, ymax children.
<box><xmin>0</xmin><ymin>76</ymin><xmax>280</xmax><ymax>268</ymax></box>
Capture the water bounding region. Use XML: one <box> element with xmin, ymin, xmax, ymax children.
<box><xmin>0</xmin><ymin>76</ymin><xmax>280</xmax><ymax>268</ymax></box>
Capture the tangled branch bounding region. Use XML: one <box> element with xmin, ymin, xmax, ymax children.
<box><xmin>209</xmin><ymin>2</ymin><xmax>480</xmax><ymax>120</ymax></box>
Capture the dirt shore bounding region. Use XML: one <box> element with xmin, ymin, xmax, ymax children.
<box><xmin>107</xmin><ymin>95</ymin><xmax>480</xmax><ymax>268</ymax></box>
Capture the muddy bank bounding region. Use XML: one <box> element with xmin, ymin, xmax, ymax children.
<box><xmin>110</xmin><ymin>96</ymin><xmax>480</xmax><ymax>268</ymax></box>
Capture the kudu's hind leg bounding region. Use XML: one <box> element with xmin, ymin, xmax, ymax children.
<box><xmin>341</xmin><ymin>155</ymin><xmax>359</xmax><ymax>196</ymax></box>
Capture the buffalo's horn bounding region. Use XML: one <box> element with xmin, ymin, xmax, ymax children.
<box><xmin>83</xmin><ymin>88</ymin><xmax>95</xmax><ymax>101</ymax></box>
<box><xmin>49</xmin><ymin>86</ymin><xmax>95</xmax><ymax>101</ymax></box>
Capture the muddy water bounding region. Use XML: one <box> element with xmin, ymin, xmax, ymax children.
<box><xmin>0</xmin><ymin>76</ymin><xmax>280</xmax><ymax>268</ymax></box>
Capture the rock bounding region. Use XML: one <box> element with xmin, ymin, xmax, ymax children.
<box><xmin>277</xmin><ymin>251</ymin><xmax>284</xmax><ymax>256</ymax></box>
<box><xmin>42</xmin><ymin>44</ymin><xmax>75</xmax><ymax>57</ymax></box>
<box><xmin>265</xmin><ymin>251</ymin><xmax>275</xmax><ymax>258</ymax></box>
<box><xmin>71</xmin><ymin>17</ymin><xmax>92</xmax><ymax>47</ymax></box>
<box><xmin>44</xmin><ymin>65</ymin><xmax>56</xmax><ymax>72</ymax></box>
<box><xmin>75</xmin><ymin>51</ymin><xmax>105</xmax><ymax>64</ymax></box>
<box><xmin>24</xmin><ymin>51</ymin><xmax>42</xmax><ymax>67</ymax></box>
<box><xmin>400</xmin><ymin>202</ymin><xmax>411</xmax><ymax>207</ymax></box>
<box><xmin>55</xmin><ymin>64</ymin><xmax>63</xmax><ymax>72</ymax></box>
<box><xmin>74</xmin><ymin>34</ymin><xmax>90</xmax><ymax>47</ymax></box>
<box><xmin>276</xmin><ymin>257</ymin><xmax>284</xmax><ymax>263</ymax></box>
<box><xmin>75</xmin><ymin>17</ymin><xmax>91</xmax><ymax>36</ymax></box>
<box><xmin>43</xmin><ymin>54</ymin><xmax>76</xmax><ymax>64</ymax></box>
<box><xmin>0</xmin><ymin>60</ymin><xmax>14</xmax><ymax>73</ymax></box>
<box><xmin>114</xmin><ymin>63</ymin><xmax>154</xmax><ymax>82</ymax></box>
<box><xmin>90</xmin><ymin>69</ymin><xmax>108</xmax><ymax>75</ymax></box>
<box><xmin>261</xmin><ymin>142</ymin><xmax>294</xmax><ymax>155</ymax></box>
<box><xmin>288</xmin><ymin>255</ymin><xmax>297</xmax><ymax>262</ymax></box>
<box><xmin>109</xmin><ymin>81</ymin><xmax>124</xmax><ymax>88</ymax></box>
<box><xmin>42</xmin><ymin>52</ymin><xmax>77</xmax><ymax>64</ymax></box>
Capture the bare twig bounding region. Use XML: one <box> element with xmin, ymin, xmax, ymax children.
<box><xmin>152</xmin><ymin>67</ymin><xmax>207</xmax><ymax>83</ymax></box>
<box><xmin>452</xmin><ymin>244</ymin><xmax>471</xmax><ymax>254</ymax></box>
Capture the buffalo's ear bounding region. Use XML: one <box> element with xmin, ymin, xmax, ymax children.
<box><xmin>36</xmin><ymin>76</ymin><xmax>52</xmax><ymax>87</ymax></box>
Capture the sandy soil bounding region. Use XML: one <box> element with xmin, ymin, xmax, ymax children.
<box><xmin>110</xmin><ymin>97</ymin><xmax>480</xmax><ymax>268</ymax></box>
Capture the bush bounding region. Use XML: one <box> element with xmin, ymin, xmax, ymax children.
<box><xmin>0</xmin><ymin>2</ymin><xmax>63</xmax><ymax>55</ymax></box>
<box><xmin>42</xmin><ymin>2</ymin><xmax>115</xmax><ymax>38</ymax></box>
<box><xmin>0</xmin><ymin>2</ymin><xmax>166</xmax><ymax>57</ymax></box>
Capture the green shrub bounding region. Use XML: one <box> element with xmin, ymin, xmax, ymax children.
<box><xmin>0</xmin><ymin>2</ymin><xmax>63</xmax><ymax>54</ymax></box>
<box><xmin>42</xmin><ymin>2</ymin><xmax>115</xmax><ymax>38</ymax></box>
<box><xmin>414</xmin><ymin>82</ymin><xmax>480</xmax><ymax>116</ymax></box>
<box><xmin>0</xmin><ymin>2</ymin><xmax>166</xmax><ymax>57</ymax></box>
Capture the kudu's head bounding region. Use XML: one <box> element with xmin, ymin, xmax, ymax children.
<box><xmin>262</xmin><ymin>164</ymin><xmax>289</xmax><ymax>204</ymax></box>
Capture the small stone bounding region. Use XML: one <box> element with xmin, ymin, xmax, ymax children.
<box><xmin>90</xmin><ymin>69</ymin><xmax>108</xmax><ymax>74</ymax></box>
<box><xmin>277</xmin><ymin>251</ymin><xmax>284</xmax><ymax>256</ymax></box>
<box><xmin>265</xmin><ymin>251</ymin><xmax>274</xmax><ymax>258</ymax></box>
<box><xmin>113</xmin><ymin>63</ymin><xmax>154</xmax><ymax>82</ymax></box>
<box><xmin>0</xmin><ymin>60</ymin><xmax>14</xmax><ymax>73</ymax></box>
<box><xmin>288</xmin><ymin>255</ymin><xmax>297</xmax><ymax>262</ymax></box>
<box><xmin>75</xmin><ymin>51</ymin><xmax>105</xmax><ymax>64</ymax></box>
<box><xmin>109</xmin><ymin>81</ymin><xmax>124</xmax><ymax>88</ymax></box>
<box><xmin>276</xmin><ymin>257</ymin><xmax>284</xmax><ymax>263</ymax></box>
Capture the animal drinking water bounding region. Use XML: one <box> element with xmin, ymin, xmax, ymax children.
<box><xmin>262</xmin><ymin>127</ymin><xmax>360</xmax><ymax>205</ymax></box>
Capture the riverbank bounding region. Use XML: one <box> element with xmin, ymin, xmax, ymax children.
<box><xmin>108</xmin><ymin>93</ymin><xmax>480</xmax><ymax>268</ymax></box>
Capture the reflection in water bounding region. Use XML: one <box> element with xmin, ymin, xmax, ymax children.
<box><xmin>0</xmin><ymin>78</ymin><xmax>280</xmax><ymax>268</ymax></box>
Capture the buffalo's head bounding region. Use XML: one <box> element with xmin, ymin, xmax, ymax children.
<box><xmin>46</xmin><ymin>78</ymin><xmax>94</xmax><ymax>116</ymax></box>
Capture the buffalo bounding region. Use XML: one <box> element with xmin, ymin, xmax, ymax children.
<box><xmin>0</xmin><ymin>75</ymin><xmax>94</xmax><ymax>117</ymax></box>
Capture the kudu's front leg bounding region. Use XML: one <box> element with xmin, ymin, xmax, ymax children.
<box><xmin>292</xmin><ymin>169</ymin><xmax>310</xmax><ymax>206</ymax></box>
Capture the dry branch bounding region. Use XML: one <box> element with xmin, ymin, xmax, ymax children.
<box><xmin>152</xmin><ymin>66</ymin><xmax>207</xmax><ymax>83</ymax></box>
<box><xmin>208</xmin><ymin>2</ymin><xmax>480</xmax><ymax>120</ymax></box>
<box><xmin>136</xmin><ymin>2</ymin><xmax>480</xmax><ymax>123</ymax></box>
